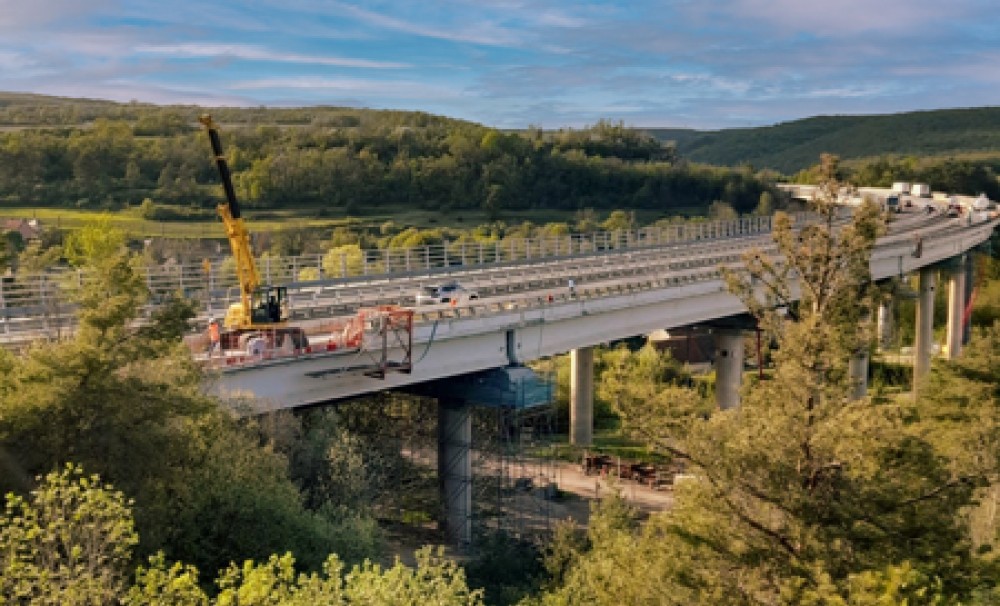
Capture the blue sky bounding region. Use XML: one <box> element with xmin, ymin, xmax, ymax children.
<box><xmin>1</xmin><ymin>0</ymin><xmax>998</xmax><ymax>129</ymax></box>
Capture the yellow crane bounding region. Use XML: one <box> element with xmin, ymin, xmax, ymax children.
<box><xmin>199</xmin><ymin>114</ymin><xmax>306</xmax><ymax>351</ymax></box>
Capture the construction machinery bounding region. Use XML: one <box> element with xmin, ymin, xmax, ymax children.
<box><xmin>199</xmin><ymin>114</ymin><xmax>307</xmax><ymax>352</ymax></box>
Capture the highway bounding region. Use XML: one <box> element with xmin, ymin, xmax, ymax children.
<box><xmin>0</xmin><ymin>208</ymin><xmax>973</xmax><ymax>355</ymax></box>
<box><xmin>195</xmin><ymin>207</ymin><xmax>995</xmax><ymax>411</ymax></box>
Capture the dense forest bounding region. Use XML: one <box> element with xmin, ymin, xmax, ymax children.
<box><xmin>5</xmin><ymin>93</ymin><xmax>1000</xmax><ymax>225</ymax></box>
<box><xmin>647</xmin><ymin>106</ymin><xmax>1000</xmax><ymax>174</ymax></box>
<box><xmin>0</xmin><ymin>92</ymin><xmax>774</xmax><ymax>219</ymax></box>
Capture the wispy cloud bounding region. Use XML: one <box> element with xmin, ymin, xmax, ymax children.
<box><xmin>136</xmin><ymin>43</ymin><xmax>408</xmax><ymax>69</ymax></box>
<box><xmin>0</xmin><ymin>0</ymin><xmax>114</xmax><ymax>31</ymax></box>
<box><xmin>0</xmin><ymin>50</ymin><xmax>34</xmax><ymax>71</ymax></box>
<box><xmin>714</xmin><ymin>0</ymin><xmax>974</xmax><ymax>35</ymax></box>
<box><xmin>1</xmin><ymin>0</ymin><xmax>1000</xmax><ymax>128</ymax></box>
<box><xmin>231</xmin><ymin>76</ymin><xmax>464</xmax><ymax>101</ymax></box>
<box><xmin>329</xmin><ymin>2</ymin><xmax>525</xmax><ymax>47</ymax></box>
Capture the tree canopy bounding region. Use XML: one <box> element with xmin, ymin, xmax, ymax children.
<box><xmin>532</xmin><ymin>160</ymin><xmax>1000</xmax><ymax>604</ymax></box>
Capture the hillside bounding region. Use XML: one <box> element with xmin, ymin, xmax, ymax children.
<box><xmin>644</xmin><ymin>107</ymin><xmax>1000</xmax><ymax>173</ymax></box>
<box><xmin>0</xmin><ymin>92</ymin><xmax>773</xmax><ymax>220</ymax></box>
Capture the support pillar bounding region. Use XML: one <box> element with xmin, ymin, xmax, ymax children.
<box><xmin>964</xmin><ymin>253</ymin><xmax>975</xmax><ymax>345</ymax></box>
<box><xmin>876</xmin><ymin>299</ymin><xmax>894</xmax><ymax>351</ymax></box>
<box><xmin>913</xmin><ymin>267</ymin><xmax>937</xmax><ymax>390</ymax></box>
<box><xmin>570</xmin><ymin>347</ymin><xmax>594</xmax><ymax>446</ymax></box>
<box><xmin>848</xmin><ymin>349</ymin><xmax>869</xmax><ymax>399</ymax></box>
<box><xmin>438</xmin><ymin>398</ymin><xmax>472</xmax><ymax>546</ymax></box>
<box><xmin>946</xmin><ymin>257</ymin><xmax>966</xmax><ymax>360</ymax></box>
<box><xmin>714</xmin><ymin>330</ymin><xmax>744</xmax><ymax>410</ymax></box>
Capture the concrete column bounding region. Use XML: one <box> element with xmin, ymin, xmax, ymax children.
<box><xmin>876</xmin><ymin>299</ymin><xmax>894</xmax><ymax>351</ymax></box>
<box><xmin>914</xmin><ymin>267</ymin><xmax>937</xmax><ymax>388</ymax></box>
<box><xmin>848</xmin><ymin>349</ymin><xmax>869</xmax><ymax>399</ymax></box>
<box><xmin>438</xmin><ymin>399</ymin><xmax>472</xmax><ymax>546</ymax></box>
<box><xmin>570</xmin><ymin>347</ymin><xmax>594</xmax><ymax>446</ymax></box>
<box><xmin>963</xmin><ymin>253</ymin><xmax>975</xmax><ymax>345</ymax></box>
<box><xmin>714</xmin><ymin>330</ymin><xmax>744</xmax><ymax>410</ymax></box>
<box><xmin>946</xmin><ymin>257</ymin><xmax>966</xmax><ymax>360</ymax></box>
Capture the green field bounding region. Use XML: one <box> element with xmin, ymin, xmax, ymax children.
<box><xmin>0</xmin><ymin>205</ymin><xmax>682</xmax><ymax>239</ymax></box>
<box><xmin>0</xmin><ymin>207</ymin><xmax>359</xmax><ymax>239</ymax></box>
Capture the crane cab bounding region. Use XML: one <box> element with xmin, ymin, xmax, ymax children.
<box><xmin>224</xmin><ymin>285</ymin><xmax>290</xmax><ymax>329</ymax></box>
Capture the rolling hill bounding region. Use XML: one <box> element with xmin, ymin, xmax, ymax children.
<box><xmin>644</xmin><ymin>107</ymin><xmax>1000</xmax><ymax>173</ymax></box>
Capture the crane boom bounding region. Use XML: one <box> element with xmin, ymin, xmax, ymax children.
<box><xmin>203</xmin><ymin>119</ymin><xmax>242</xmax><ymax>219</ymax></box>
<box><xmin>199</xmin><ymin>114</ymin><xmax>262</xmax><ymax>329</ymax></box>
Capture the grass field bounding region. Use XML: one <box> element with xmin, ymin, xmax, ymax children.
<box><xmin>0</xmin><ymin>205</ymin><xmax>684</xmax><ymax>239</ymax></box>
<box><xmin>0</xmin><ymin>206</ymin><xmax>371</xmax><ymax>239</ymax></box>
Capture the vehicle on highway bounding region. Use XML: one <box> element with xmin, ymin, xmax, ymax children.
<box><xmin>415</xmin><ymin>282</ymin><xmax>479</xmax><ymax>305</ymax></box>
<box><xmin>885</xmin><ymin>195</ymin><xmax>902</xmax><ymax>213</ymax></box>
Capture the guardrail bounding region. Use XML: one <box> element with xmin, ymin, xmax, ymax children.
<box><xmin>0</xmin><ymin>216</ymin><xmax>776</xmax><ymax>339</ymax></box>
<box><xmin>0</xmin><ymin>208</ymin><xmax>889</xmax><ymax>348</ymax></box>
<box><xmin>196</xmin><ymin>214</ymin><xmax>996</xmax><ymax>373</ymax></box>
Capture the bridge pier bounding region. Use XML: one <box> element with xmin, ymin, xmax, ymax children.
<box><xmin>946</xmin><ymin>256</ymin><xmax>966</xmax><ymax>360</ymax></box>
<box><xmin>570</xmin><ymin>347</ymin><xmax>594</xmax><ymax>446</ymax></box>
<box><xmin>964</xmin><ymin>254</ymin><xmax>975</xmax><ymax>345</ymax></box>
<box><xmin>438</xmin><ymin>398</ymin><xmax>472</xmax><ymax>546</ymax></box>
<box><xmin>914</xmin><ymin>267</ymin><xmax>937</xmax><ymax>391</ymax></box>
<box><xmin>848</xmin><ymin>349</ymin><xmax>869</xmax><ymax>400</ymax></box>
<box><xmin>714</xmin><ymin>330</ymin><xmax>744</xmax><ymax>410</ymax></box>
<box><xmin>876</xmin><ymin>298</ymin><xmax>894</xmax><ymax>351</ymax></box>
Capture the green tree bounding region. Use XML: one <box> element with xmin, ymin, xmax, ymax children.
<box><xmin>601</xmin><ymin>210</ymin><xmax>634</xmax><ymax>231</ymax></box>
<box><xmin>754</xmin><ymin>191</ymin><xmax>775</xmax><ymax>216</ymax></box>
<box><xmin>322</xmin><ymin>244</ymin><xmax>365</xmax><ymax>277</ymax></box>
<box><xmin>707</xmin><ymin>200</ymin><xmax>737</xmax><ymax>220</ymax></box>
<box><xmin>0</xmin><ymin>223</ymin><xmax>382</xmax><ymax>577</ymax></box>
<box><xmin>0</xmin><ymin>464</ymin><xmax>138</xmax><ymax>605</ymax></box>
<box><xmin>0</xmin><ymin>231</ymin><xmax>10</xmax><ymax>272</ymax></box>
<box><xmin>537</xmin><ymin>159</ymin><xmax>988</xmax><ymax>604</ymax></box>
<box><xmin>3</xmin><ymin>463</ymin><xmax>482</xmax><ymax>605</ymax></box>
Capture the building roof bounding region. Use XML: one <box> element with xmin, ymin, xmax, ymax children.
<box><xmin>1</xmin><ymin>219</ymin><xmax>41</xmax><ymax>241</ymax></box>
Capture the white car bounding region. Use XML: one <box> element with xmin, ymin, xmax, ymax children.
<box><xmin>415</xmin><ymin>282</ymin><xmax>479</xmax><ymax>305</ymax></box>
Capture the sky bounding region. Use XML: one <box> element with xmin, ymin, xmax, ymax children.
<box><xmin>1</xmin><ymin>0</ymin><xmax>999</xmax><ymax>129</ymax></box>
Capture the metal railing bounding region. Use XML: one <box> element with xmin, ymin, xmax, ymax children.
<box><xmin>7</xmin><ymin>210</ymin><xmax>898</xmax><ymax>348</ymax></box>
<box><xmin>0</xmin><ymin>216</ymin><xmax>775</xmax><ymax>336</ymax></box>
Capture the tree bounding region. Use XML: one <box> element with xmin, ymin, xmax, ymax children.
<box><xmin>537</xmin><ymin>157</ymin><xmax>989</xmax><ymax>604</ymax></box>
<box><xmin>754</xmin><ymin>191</ymin><xmax>775</xmax><ymax>216</ymax></box>
<box><xmin>3</xmin><ymin>464</ymin><xmax>482</xmax><ymax>605</ymax></box>
<box><xmin>0</xmin><ymin>222</ymin><xmax>382</xmax><ymax>577</ymax></box>
<box><xmin>0</xmin><ymin>464</ymin><xmax>138</xmax><ymax>605</ymax></box>
<box><xmin>600</xmin><ymin>210</ymin><xmax>634</xmax><ymax>231</ymax></box>
<box><xmin>322</xmin><ymin>244</ymin><xmax>365</xmax><ymax>277</ymax></box>
<box><xmin>707</xmin><ymin>200</ymin><xmax>737</xmax><ymax>220</ymax></box>
<box><xmin>0</xmin><ymin>230</ymin><xmax>10</xmax><ymax>272</ymax></box>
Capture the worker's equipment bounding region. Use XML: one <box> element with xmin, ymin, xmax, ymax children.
<box><xmin>199</xmin><ymin>114</ymin><xmax>307</xmax><ymax>352</ymax></box>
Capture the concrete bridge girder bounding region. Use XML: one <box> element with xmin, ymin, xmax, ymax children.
<box><xmin>210</xmin><ymin>220</ymin><xmax>998</xmax><ymax>412</ymax></box>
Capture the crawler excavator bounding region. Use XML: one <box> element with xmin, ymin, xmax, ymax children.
<box><xmin>199</xmin><ymin>114</ymin><xmax>307</xmax><ymax>353</ymax></box>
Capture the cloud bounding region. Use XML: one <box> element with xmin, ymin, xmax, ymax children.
<box><xmin>2</xmin><ymin>0</ymin><xmax>1000</xmax><ymax>130</ymax></box>
<box><xmin>0</xmin><ymin>50</ymin><xmax>34</xmax><ymax>71</ymax></box>
<box><xmin>0</xmin><ymin>0</ymin><xmax>114</xmax><ymax>31</ymax></box>
<box><xmin>682</xmin><ymin>0</ymin><xmax>979</xmax><ymax>36</ymax></box>
<box><xmin>230</xmin><ymin>76</ymin><xmax>464</xmax><ymax>101</ymax></box>
<box><xmin>136</xmin><ymin>43</ymin><xmax>408</xmax><ymax>69</ymax></box>
<box><xmin>310</xmin><ymin>2</ymin><xmax>526</xmax><ymax>47</ymax></box>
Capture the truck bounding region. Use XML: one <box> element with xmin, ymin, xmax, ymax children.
<box><xmin>892</xmin><ymin>182</ymin><xmax>911</xmax><ymax>194</ymax></box>
<box><xmin>911</xmin><ymin>183</ymin><xmax>931</xmax><ymax>198</ymax></box>
<box><xmin>199</xmin><ymin>115</ymin><xmax>307</xmax><ymax>353</ymax></box>
<box><xmin>884</xmin><ymin>195</ymin><xmax>901</xmax><ymax>213</ymax></box>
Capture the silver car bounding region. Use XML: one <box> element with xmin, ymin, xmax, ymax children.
<box><xmin>415</xmin><ymin>282</ymin><xmax>479</xmax><ymax>305</ymax></box>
